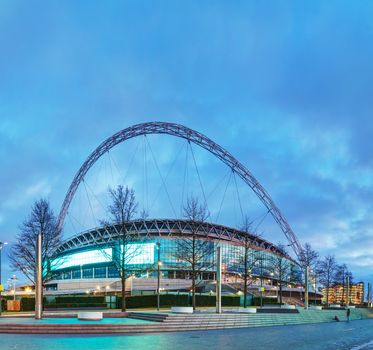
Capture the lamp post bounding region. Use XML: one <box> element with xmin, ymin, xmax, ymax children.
<box><xmin>35</xmin><ymin>232</ymin><xmax>42</xmax><ymax>319</ymax></box>
<box><xmin>305</xmin><ymin>265</ymin><xmax>309</xmax><ymax>309</ymax></box>
<box><xmin>156</xmin><ymin>242</ymin><xmax>161</xmax><ymax>311</ymax></box>
<box><xmin>259</xmin><ymin>260</ymin><xmax>263</xmax><ymax>308</ymax></box>
<box><xmin>0</xmin><ymin>241</ymin><xmax>8</xmax><ymax>316</ymax></box>
<box><xmin>216</xmin><ymin>245</ymin><xmax>222</xmax><ymax>314</ymax></box>
<box><xmin>7</xmin><ymin>275</ymin><xmax>18</xmax><ymax>301</ymax></box>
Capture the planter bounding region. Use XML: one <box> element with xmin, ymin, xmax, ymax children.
<box><xmin>237</xmin><ymin>308</ymin><xmax>257</xmax><ymax>313</ymax></box>
<box><xmin>171</xmin><ymin>306</ymin><xmax>193</xmax><ymax>314</ymax></box>
<box><xmin>309</xmin><ymin>306</ymin><xmax>323</xmax><ymax>310</ymax></box>
<box><xmin>77</xmin><ymin>312</ymin><xmax>103</xmax><ymax>320</ymax></box>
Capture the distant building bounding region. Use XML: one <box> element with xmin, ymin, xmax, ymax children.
<box><xmin>322</xmin><ymin>282</ymin><xmax>364</xmax><ymax>305</ymax></box>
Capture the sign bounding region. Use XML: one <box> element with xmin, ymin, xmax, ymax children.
<box><xmin>0</xmin><ymin>284</ymin><xmax>3</xmax><ymax>292</ymax></box>
<box><xmin>261</xmin><ymin>287</ymin><xmax>265</xmax><ymax>292</ymax></box>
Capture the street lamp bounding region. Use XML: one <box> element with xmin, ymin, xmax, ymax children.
<box><xmin>156</xmin><ymin>241</ymin><xmax>161</xmax><ymax>311</ymax></box>
<box><xmin>0</xmin><ymin>241</ymin><xmax>8</xmax><ymax>316</ymax></box>
<box><xmin>8</xmin><ymin>275</ymin><xmax>18</xmax><ymax>301</ymax></box>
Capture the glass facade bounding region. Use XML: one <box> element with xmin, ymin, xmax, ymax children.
<box><xmin>49</xmin><ymin>237</ymin><xmax>300</xmax><ymax>283</ymax></box>
<box><xmin>50</xmin><ymin>248</ymin><xmax>112</xmax><ymax>271</ymax></box>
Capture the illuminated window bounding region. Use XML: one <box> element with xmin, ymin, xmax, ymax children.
<box><xmin>50</xmin><ymin>249</ymin><xmax>112</xmax><ymax>271</ymax></box>
<box><xmin>121</xmin><ymin>243</ymin><xmax>155</xmax><ymax>265</ymax></box>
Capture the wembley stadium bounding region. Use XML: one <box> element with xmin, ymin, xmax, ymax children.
<box><xmin>40</xmin><ymin>122</ymin><xmax>322</xmax><ymax>303</ymax></box>
<box><xmin>45</xmin><ymin>219</ymin><xmax>309</xmax><ymax>301</ymax></box>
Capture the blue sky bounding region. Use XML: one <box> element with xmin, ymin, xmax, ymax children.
<box><xmin>1</xmin><ymin>1</ymin><xmax>373</xmax><ymax>285</ymax></box>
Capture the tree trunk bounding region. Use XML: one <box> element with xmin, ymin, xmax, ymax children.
<box><xmin>192</xmin><ymin>230</ymin><xmax>196</xmax><ymax>310</ymax></box>
<box><xmin>121</xmin><ymin>275</ymin><xmax>126</xmax><ymax>312</ymax></box>
<box><xmin>243</xmin><ymin>246</ymin><xmax>248</xmax><ymax>308</ymax></box>
<box><xmin>192</xmin><ymin>272</ymin><xmax>196</xmax><ymax>310</ymax></box>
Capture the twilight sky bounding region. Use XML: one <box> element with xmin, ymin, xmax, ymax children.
<box><xmin>1</xmin><ymin>1</ymin><xmax>373</xmax><ymax>285</ymax></box>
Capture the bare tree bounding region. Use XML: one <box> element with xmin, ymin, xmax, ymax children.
<box><xmin>173</xmin><ymin>196</ymin><xmax>213</xmax><ymax>309</ymax></box>
<box><xmin>299</xmin><ymin>243</ymin><xmax>319</xmax><ymax>301</ymax></box>
<box><xmin>318</xmin><ymin>255</ymin><xmax>337</xmax><ymax>306</ymax></box>
<box><xmin>335</xmin><ymin>264</ymin><xmax>353</xmax><ymax>305</ymax></box>
<box><xmin>268</xmin><ymin>243</ymin><xmax>291</xmax><ymax>305</ymax></box>
<box><xmin>102</xmin><ymin>185</ymin><xmax>139</xmax><ymax>311</ymax></box>
<box><xmin>236</xmin><ymin>217</ymin><xmax>263</xmax><ymax>307</ymax></box>
<box><xmin>299</xmin><ymin>243</ymin><xmax>319</xmax><ymax>269</ymax></box>
<box><xmin>9</xmin><ymin>198</ymin><xmax>61</xmax><ymax>284</ymax></box>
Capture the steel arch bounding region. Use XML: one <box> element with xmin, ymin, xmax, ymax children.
<box><xmin>57</xmin><ymin>122</ymin><xmax>304</xmax><ymax>259</ymax></box>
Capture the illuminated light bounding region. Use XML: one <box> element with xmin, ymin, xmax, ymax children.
<box><xmin>96</xmin><ymin>285</ymin><xmax>101</xmax><ymax>290</ymax></box>
<box><xmin>50</xmin><ymin>248</ymin><xmax>112</xmax><ymax>271</ymax></box>
<box><xmin>24</xmin><ymin>287</ymin><xmax>32</xmax><ymax>293</ymax></box>
<box><xmin>105</xmin><ymin>286</ymin><xmax>110</xmax><ymax>290</ymax></box>
<box><xmin>158</xmin><ymin>261</ymin><xmax>162</xmax><ymax>266</ymax></box>
<box><xmin>85</xmin><ymin>290</ymin><xmax>89</xmax><ymax>294</ymax></box>
<box><xmin>121</xmin><ymin>243</ymin><xmax>155</xmax><ymax>264</ymax></box>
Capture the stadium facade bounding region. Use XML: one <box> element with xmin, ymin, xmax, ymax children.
<box><xmin>44</xmin><ymin>219</ymin><xmax>306</xmax><ymax>297</ymax></box>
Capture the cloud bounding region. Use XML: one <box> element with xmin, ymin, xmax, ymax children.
<box><xmin>1</xmin><ymin>1</ymin><xmax>373</xmax><ymax>285</ymax></box>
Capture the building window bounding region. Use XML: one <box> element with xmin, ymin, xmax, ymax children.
<box><xmin>94</xmin><ymin>267</ymin><xmax>107</xmax><ymax>279</ymax></box>
<box><xmin>82</xmin><ymin>268</ymin><xmax>93</xmax><ymax>278</ymax></box>
<box><xmin>72</xmin><ymin>269</ymin><xmax>81</xmax><ymax>279</ymax></box>
<box><xmin>108</xmin><ymin>266</ymin><xmax>119</xmax><ymax>278</ymax></box>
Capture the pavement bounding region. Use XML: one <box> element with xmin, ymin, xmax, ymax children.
<box><xmin>1</xmin><ymin>318</ymin><xmax>373</xmax><ymax>349</ymax></box>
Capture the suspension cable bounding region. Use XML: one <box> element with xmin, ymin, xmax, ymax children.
<box><xmin>110</xmin><ymin>137</ymin><xmax>141</xmax><ymax>186</ymax></box>
<box><xmin>181</xmin><ymin>139</ymin><xmax>189</xmax><ymax>216</ymax></box>
<box><xmin>189</xmin><ymin>141</ymin><xmax>208</xmax><ymax>211</ymax></box>
<box><xmin>233</xmin><ymin>171</ymin><xmax>245</xmax><ymax>224</ymax></box>
<box><xmin>145</xmin><ymin>135</ymin><xmax>178</xmax><ymax>218</ymax></box>
<box><xmin>107</xmin><ymin>150</ymin><xmax>115</xmax><ymax>185</ymax></box>
<box><xmin>149</xmin><ymin>139</ymin><xmax>186</xmax><ymax>214</ymax></box>
<box><xmin>206</xmin><ymin>168</ymin><xmax>231</xmax><ymax>201</ymax></box>
<box><xmin>82</xmin><ymin>178</ymin><xmax>99</xmax><ymax>227</ymax></box>
<box><xmin>253</xmin><ymin>209</ymin><xmax>271</xmax><ymax>234</ymax></box>
<box><xmin>215</xmin><ymin>170</ymin><xmax>233</xmax><ymax>223</ymax></box>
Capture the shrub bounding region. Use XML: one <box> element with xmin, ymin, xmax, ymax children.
<box><xmin>115</xmin><ymin>294</ymin><xmax>240</xmax><ymax>308</ymax></box>
<box><xmin>21</xmin><ymin>297</ymin><xmax>36</xmax><ymax>311</ymax></box>
<box><xmin>45</xmin><ymin>303</ymin><xmax>107</xmax><ymax>309</ymax></box>
<box><xmin>55</xmin><ymin>296</ymin><xmax>105</xmax><ymax>304</ymax></box>
<box><xmin>252</xmin><ymin>297</ymin><xmax>279</xmax><ymax>306</ymax></box>
<box><xmin>116</xmin><ymin>294</ymin><xmax>189</xmax><ymax>309</ymax></box>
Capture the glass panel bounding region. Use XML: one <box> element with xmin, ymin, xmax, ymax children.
<box><xmin>82</xmin><ymin>268</ymin><xmax>93</xmax><ymax>278</ymax></box>
<box><xmin>50</xmin><ymin>248</ymin><xmax>112</xmax><ymax>271</ymax></box>
<box><xmin>94</xmin><ymin>267</ymin><xmax>107</xmax><ymax>278</ymax></box>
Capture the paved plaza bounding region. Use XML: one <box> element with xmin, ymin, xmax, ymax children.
<box><xmin>1</xmin><ymin>318</ymin><xmax>373</xmax><ymax>350</ymax></box>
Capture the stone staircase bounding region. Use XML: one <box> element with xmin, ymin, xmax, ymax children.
<box><xmin>1</xmin><ymin>308</ymin><xmax>372</xmax><ymax>334</ymax></box>
<box><xmin>127</xmin><ymin>312</ymin><xmax>169</xmax><ymax>322</ymax></box>
<box><xmin>128</xmin><ymin>308</ymin><xmax>373</xmax><ymax>330</ymax></box>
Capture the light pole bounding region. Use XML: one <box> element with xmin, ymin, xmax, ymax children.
<box><xmin>216</xmin><ymin>245</ymin><xmax>222</xmax><ymax>314</ymax></box>
<box><xmin>156</xmin><ymin>242</ymin><xmax>161</xmax><ymax>311</ymax></box>
<box><xmin>305</xmin><ymin>265</ymin><xmax>309</xmax><ymax>309</ymax></box>
<box><xmin>0</xmin><ymin>241</ymin><xmax>8</xmax><ymax>316</ymax></box>
<box><xmin>35</xmin><ymin>232</ymin><xmax>42</xmax><ymax>319</ymax></box>
<box><xmin>8</xmin><ymin>275</ymin><xmax>18</xmax><ymax>301</ymax></box>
